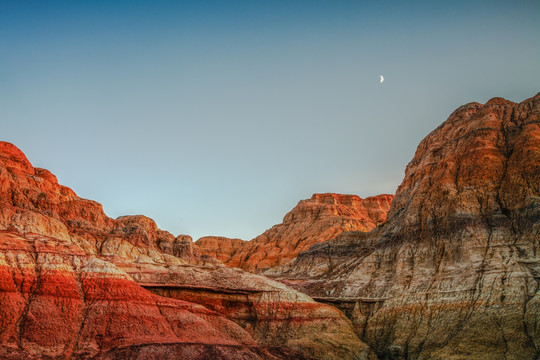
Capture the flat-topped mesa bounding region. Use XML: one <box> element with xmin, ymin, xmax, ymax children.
<box><xmin>285</xmin><ymin>193</ymin><xmax>394</xmax><ymax>225</ymax></box>
<box><xmin>274</xmin><ymin>93</ymin><xmax>540</xmax><ymax>360</ymax></box>
<box><xmin>195</xmin><ymin>193</ymin><xmax>394</xmax><ymax>272</ymax></box>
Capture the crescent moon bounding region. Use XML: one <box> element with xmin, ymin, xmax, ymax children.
<box><xmin>380</xmin><ymin>75</ymin><xmax>384</xmax><ymax>84</ymax></box>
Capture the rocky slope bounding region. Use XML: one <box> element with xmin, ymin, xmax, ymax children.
<box><xmin>0</xmin><ymin>142</ymin><xmax>373</xmax><ymax>359</ymax></box>
<box><xmin>195</xmin><ymin>236</ymin><xmax>246</xmax><ymax>266</ymax></box>
<box><xmin>269</xmin><ymin>94</ymin><xmax>540</xmax><ymax>359</ymax></box>
<box><xmin>196</xmin><ymin>193</ymin><xmax>393</xmax><ymax>272</ymax></box>
<box><xmin>0</xmin><ymin>231</ymin><xmax>278</xmax><ymax>360</ymax></box>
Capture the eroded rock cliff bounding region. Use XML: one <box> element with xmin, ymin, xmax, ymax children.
<box><xmin>270</xmin><ymin>94</ymin><xmax>540</xmax><ymax>359</ymax></box>
<box><xmin>0</xmin><ymin>142</ymin><xmax>373</xmax><ymax>360</ymax></box>
<box><xmin>196</xmin><ymin>193</ymin><xmax>393</xmax><ymax>272</ymax></box>
<box><xmin>0</xmin><ymin>231</ymin><xmax>280</xmax><ymax>360</ymax></box>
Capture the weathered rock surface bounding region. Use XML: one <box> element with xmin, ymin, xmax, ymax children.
<box><xmin>0</xmin><ymin>231</ymin><xmax>279</xmax><ymax>360</ymax></box>
<box><xmin>196</xmin><ymin>193</ymin><xmax>393</xmax><ymax>272</ymax></box>
<box><xmin>195</xmin><ymin>236</ymin><xmax>246</xmax><ymax>265</ymax></box>
<box><xmin>0</xmin><ymin>141</ymin><xmax>203</xmax><ymax>266</ymax></box>
<box><xmin>0</xmin><ymin>141</ymin><xmax>373</xmax><ymax>359</ymax></box>
<box><xmin>271</xmin><ymin>94</ymin><xmax>540</xmax><ymax>359</ymax></box>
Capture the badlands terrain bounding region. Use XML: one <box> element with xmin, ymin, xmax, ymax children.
<box><xmin>0</xmin><ymin>92</ymin><xmax>538</xmax><ymax>359</ymax></box>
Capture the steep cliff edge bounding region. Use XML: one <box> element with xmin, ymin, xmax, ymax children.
<box><xmin>196</xmin><ymin>193</ymin><xmax>393</xmax><ymax>272</ymax></box>
<box><xmin>270</xmin><ymin>94</ymin><xmax>540</xmax><ymax>359</ymax></box>
<box><xmin>0</xmin><ymin>142</ymin><xmax>373</xmax><ymax>360</ymax></box>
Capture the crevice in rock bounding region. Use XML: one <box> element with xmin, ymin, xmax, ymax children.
<box><xmin>15</xmin><ymin>238</ymin><xmax>44</xmax><ymax>350</ymax></box>
<box><xmin>69</xmin><ymin>256</ymin><xmax>90</xmax><ymax>356</ymax></box>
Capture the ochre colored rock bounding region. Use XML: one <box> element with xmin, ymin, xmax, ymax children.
<box><xmin>0</xmin><ymin>144</ymin><xmax>207</xmax><ymax>265</ymax></box>
<box><xmin>196</xmin><ymin>193</ymin><xmax>393</xmax><ymax>272</ymax></box>
<box><xmin>271</xmin><ymin>93</ymin><xmax>540</xmax><ymax>359</ymax></box>
<box><xmin>195</xmin><ymin>236</ymin><xmax>246</xmax><ymax>265</ymax></box>
<box><xmin>6</xmin><ymin>89</ymin><xmax>537</xmax><ymax>359</ymax></box>
<box><xmin>111</xmin><ymin>255</ymin><xmax>373</xmax><ymax>360</ymax></box>
<box><xmin>0</xmin><ymin>231</ymin><xmax>278</xmax><ymax>360</ymax></box>
<box><xmin>0</xmin><ymin>142</ymin><xmax>373</xmax><ymax>360</ymax></box>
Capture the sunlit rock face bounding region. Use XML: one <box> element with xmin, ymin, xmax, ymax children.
<box><xmin>195</xmin><ymin>236</ymin><xmax>246</xmax><ymax>266</ymax></box>
<box><xmin>195</xmin><ymin>193</ymin><xmax>394</xmax><ymax>272</ymax></box>
<box><xmin>0</xmin><ymin>141</ymin><xmax>202</xmax><ymax>266</ymax></box>
<box><xmin>271</xmin><ymin>94</ymin><xmax>540</xmax><ymax>360</ymax></box>
<box><xmin>2</xmin><ymin>91</ymin><xmax>537</xmax><ymax>360</ymax></box>
<box><xmin>0</xmin><ymin>141</ymin><xmax>373</xmax><ymax>360</ymax></box>
<box><xmin>0</xmin><ymin>231</ymin><xmax>274</xmax><ymax>360</ymax></box>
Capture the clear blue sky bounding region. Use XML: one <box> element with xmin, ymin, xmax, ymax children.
<box><xmin>1</xmin><ymin>1</ymin><xmax>538</xmax><ymax>240</ymax></box>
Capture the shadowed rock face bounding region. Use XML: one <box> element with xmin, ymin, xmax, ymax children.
<box><xmin>195</xmin><ymin>193</ymin><xmax>393</xmax><ymax>272</ymax></box>
<box><xmin>271</xmin><ymin>94</ymin><xmax>540</xmax><ymax>359</ymax></box>
<box><xmin>0</xmin><ymin>142</ymin><xmax>374</xmax><ymax>359</ymax></box>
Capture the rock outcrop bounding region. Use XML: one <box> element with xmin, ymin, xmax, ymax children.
<box><xmin>195</xmin><ymin>236</ymin><xmax>246</xmax><ymax>266</ymax></box>
<box><xmin>196</xmin><ymin>193</ymin><xmax>393</xmax><ymax>272</ymax></box>
<box><xmin>0</xmin><ymin>142</ymin><xmax>374</xmax><ymax>359</ymax></box>
<box><xmin>270</xmin><ymin>94</ymin><xmax>540</xmax><ymax>359</ymax></box>
<box><xmin>0</xmin><ymin>231</ymin><xmax>280</xmax><ymax>360</ymax></box>
<box><xmin>0</xmin><ymin>141</ymin><xmax>202</xmax><ymax>266</ymax></box>
<box><xmin>3</xmin><ymin>91</ymin><xmax>537</xmax><ymax>360</ymax></box>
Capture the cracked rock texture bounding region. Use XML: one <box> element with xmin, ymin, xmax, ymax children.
<box><xmin>0</xmin><ymin>142</ymin><xmax>373</xmax><ymax>359</ymax></box>
<box><xmin>270</xmin><ymin>94</ymin><xmax>540</xmax><ymax>359</ymax></box>
<box><xmin>195</xmin><ymin>193</ymin><xmax>393</xmax><ymax>272</ymax></box>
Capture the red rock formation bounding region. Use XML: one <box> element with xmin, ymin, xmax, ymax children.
<box><xmin>0</xmin><ymin>141</ymin><xmax>373</xmax><ymax>359</ymax></box>
<box><xmin>0</xmin><ymin>231</ymin><xmax>280</xmax><ymax>360</ymax></box>
<box><xmin>272</xmin><ymin>93</ymin><xmax>540</xmax><ymax>359</ymax></box>
<box><xmin>195</xmin><ymin>236</ymin><xmax>246</xmax><ymax>265</ymax></box>
<box><xmin>7</xmin><ymin>90</ymin><xmax>537</xmax><ymax>359</ymax></box>
<box><xmin>196</xmin><ymin>193</ymin><xmax>393</xmax><ymax>272</ymax></box>
<box><xmin>0</xmin><ymin>141</ymin><xmax>192</xmax><ymax>262</ymax></box>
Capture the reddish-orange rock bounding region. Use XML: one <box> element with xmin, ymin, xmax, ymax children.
<box><xmin>0</xmin><ymin>141</ymin><xmax>373</xmax><ymax>360</ymax></box>
<box><xmin>271</xmin><ymin>93</ymin><xmax>540</xmax><ymax>359</ymax></box>
<box><xmin>0</xmin><ymin>143</ymin><xmax>208</xmax><ymax>266</ymax></box>
<box><xmin>196</xmin><ymin>193</ymin><xmax>393</xmax><ymax>272</ymax></box>
<box><xmin>0</xmin><ymin>231</ymin><xmax>281</xmax><ymax>360</ymax></box>
<box><xmin>195</xmin><ymin>236</ymin><xmax>246</xmax><ymax>265</ymax></box>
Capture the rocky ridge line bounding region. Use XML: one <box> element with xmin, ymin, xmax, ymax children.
<box><xmin>0</xmin><ymin>141</ymin><xmax>374</xmax><ymax>360</ymax></box>
<box><xmin>196</xmin><ymin>193</ymin><xmax>393</xmax><ymax>272</ymax></box>
<box><xmin>268</xmin><ymin>93</ymin><xmax>540</xmax><ymax>360</ymax></box>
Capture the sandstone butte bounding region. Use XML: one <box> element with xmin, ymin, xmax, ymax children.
<box><xmin>268</xmin><ymin>93</ymin><xmax>540</xmax><ymax>359</ymax></box>
<box><xmin>195</xmin><ymin>193</ymin><xmax>394</xmax><ymax>272</ymax></box>
<box><xmin>0</xmin><ymin>142</ymin><xmax>374</xmax><ymax>359</ymax></box>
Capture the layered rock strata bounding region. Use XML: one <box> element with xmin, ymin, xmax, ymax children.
<box><xmin>270</xmin><ymin>94</ymin><xmax>540</xmax><ymax>359</ymax></box>
<box><xmin>196</xmin><ymin>193</ymin><xmax>393</xmax><ymax>272</ymax></box>
<box><xmin>0</xmin><ymin>141</ymin><xmax>373</xmax><ymax>360</ymax></box>
<box><xmin>0</xmin><ymin>231</ymin><xmax>281</xmax><ymax>360</ymax></box>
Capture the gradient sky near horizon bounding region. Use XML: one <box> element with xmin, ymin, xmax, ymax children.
<box><xmin>1</xmin><ymin>1</ymin><xmax>539</xmax><ymax>240</ymax></box>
